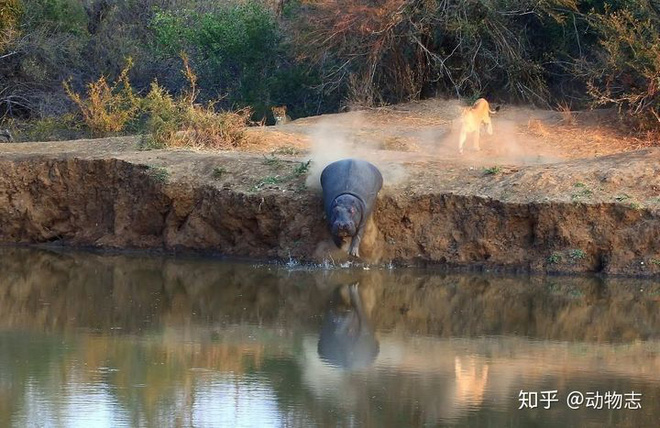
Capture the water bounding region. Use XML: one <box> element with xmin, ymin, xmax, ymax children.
<box><xmin>0</xmin><ymin>248</ymin><xmax>659</xmax><ymax>427</ymax></box>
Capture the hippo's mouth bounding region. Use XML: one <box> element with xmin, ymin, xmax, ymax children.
<box><xmin>331</xmin><ymin>219</ymin><xmax>356</xmax><ymax>239</ymax></box>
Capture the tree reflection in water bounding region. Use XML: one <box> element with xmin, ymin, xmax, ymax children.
<box><xmin>0</xmin><ymin>248</ymin><xmax>658</xmax><ymax>427</ymax></box>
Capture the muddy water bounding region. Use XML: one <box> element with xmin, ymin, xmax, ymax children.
<box><xmin>0</xmin><ymin>248</ymin><xmax>659</xmax><ymax>427</ymax></box>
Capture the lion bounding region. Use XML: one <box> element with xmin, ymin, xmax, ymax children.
<box><xmin>458</xmin><ymin>98</ymin><xmax>499</xmax><ymax>154</ymax></box>
<box><xmin>0</xmin><ymin>129</ymin><xmax>13</xmax><ymax>143</ymax></box>
<box><xmin>271</xmin><ymin>105</ymin><xmax>291</xmax><ymax>126</ymax></box>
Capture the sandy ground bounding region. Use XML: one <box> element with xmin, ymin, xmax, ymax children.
<box><xmin>2</xmin><ymin>98</ymin><xmax>658</xmax><ymax>208</ymax></box>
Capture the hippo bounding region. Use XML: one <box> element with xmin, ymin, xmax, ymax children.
<box><xmin>0</xmin><ymin>129</ymin><xmax>13</xmax><ymax>143</ymax></box>
<box><xmin>320</xmin><ymin>159</ymin><xmax>383</xmax><ymax>258</ymax></box>
<box><xmin>317</xmin><ymin>282</ymin><xmax>380</xmax><ymax>370</ymax></box>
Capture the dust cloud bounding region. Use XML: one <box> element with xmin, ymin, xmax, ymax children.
<box><xmin>422</xmin><ymin>99</ymin><xmax>565</xmax><ymax>165</ymax></box>
<box><xmin>301</xmin><ymin>98</ymin><xmax>570</xmax><ymax>264</ymax></box>
<box><xmin>304</xmin><ymin>111</ymin><xmax>410</xmax><ymax>190</ymax></box>
<box><xmin>304</xmin><ymin>99</ymin><xmax>569</xmax><ymax>194</ymax></box>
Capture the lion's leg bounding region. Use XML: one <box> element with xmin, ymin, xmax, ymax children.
<box><xmin>485</xmin><ymin>119</ymin><xmax>493</xmax><ymax>135</ymax></box>
<box><xmin>473</xmin><ymin>130</ymin><xmax>481</xmax><ymax>151</ymax></box>
<box><xmin>459</xmin><ymin>128</ymin><xmax>467</xmax><ymax>154</ymax></box>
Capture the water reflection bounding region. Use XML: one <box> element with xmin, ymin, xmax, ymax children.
<box><xmin>0</xmin><ymin>248</ymin><xmax>659</xmax><ymax>427</ymax></box>
<box><xmin>317</xmin><ymin>282</ymin><xmax>379</xmax><ymax>370</ymax></box>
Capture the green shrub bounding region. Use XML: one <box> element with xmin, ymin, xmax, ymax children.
<box><xmin>151</xmin><ymin>2</ymin><xmax>278</xmax><ymax>105</ymax></box>
<box><xmin>26</xmin><ymin>0</ymin><xmax>88</xmax><ymax>34</ymax></box>
<box><xmin>20</xmin><ymin>113</ymin><xmax>84</xmax><ymax>142</ymax></box>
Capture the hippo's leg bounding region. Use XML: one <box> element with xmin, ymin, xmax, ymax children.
<box><xmin>348</xmin><ymin>225</ymin><xmax>365</xmax><ymax>258</ymax></box>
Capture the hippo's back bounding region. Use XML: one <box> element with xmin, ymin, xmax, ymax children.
<box><xmin>320</xmin><ymin>159</ymin><xmax>383</xmax><ymax>215</ymax></box>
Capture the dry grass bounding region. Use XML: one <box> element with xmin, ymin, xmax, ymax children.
<box><xmin>557</xmin><ymin>102</ymin><xmax>577</xmax><ymax>126</ymax></box>
<box><xmin>380</xmin><ymin>136</ymin><xmax>418</xmax><ymax>152</ymax></box>
<box><xmin>63</xmin><ymin>58</ymin><xmax>139</xmax><ymax>137</ymax></box>
<box><xmin>527</xmin><ymin>118</ymin><xmax>550</xmax><ymax>137</ymax></box>
<box><xmin>142</xmin><ymin>55</ymin><xmax>253</xmax><ymax>150</ymax></box>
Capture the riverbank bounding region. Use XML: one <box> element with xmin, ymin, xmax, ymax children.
<box><xmin>1</xmin><ymin>130</ymin><xmax>659</xmax><ymax>275</ymax></box>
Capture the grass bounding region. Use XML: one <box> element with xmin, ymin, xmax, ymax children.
<box><xmin>613</xmin><ymin>194</ymin><xmax>643</xmax><ymax>209</ymax></box>
<box><xmin>272</xmin><ymin>146</ymin><xmax>303</xmax><ymax>156</ymax></box>
<box><xmin>646</xmin><ymin>197</ymin><xmax>660</xmax><ymax>205</ymax></box>
<box><xmin>483</xmin><ymin>166</ymin><xmax>502</xmax><ymax>175</ymax></box>
<box><xmin>293</xmin><ymin>160</ymin><xmax>311</xmax><ymax>176</ymax></box>
<box><xmin>650</xmin><ymin>258</ymin><xmax>660</xmax><ymax>266</ymax></box>
<box><xmin>571</xmin><ymin>183</ymin><xmax>593</xmax><ymax>200</ymax></box>
<box><xmin>548</xmin><ymin>252</ymin><xmax>562</xmax><ymax>264</ymax></box>
<box><xmin>147</xmin><ymin>165</ymin><xmax>169</xmax><ymax>182</ymax></box>
<box><xmin>568</xmin><ymin>249</ymin><xmax>586</xmax><ymax>260</ymax></box>
<box><xmin>262</xmin><ymin>154</ymin><xmax>283</xmax><ymax>168</ymax></box>
<box><xmin>212</xmin><ymin>167</ymin><xmax>226</xmax><ymax>179</ymax></box>
<box><xmin>252</xmin><ymin>159</ymin><xmax>312</xmax><ymax>191</ymax></box>
<box><xmin>253</xmin><ymin>175</ymin><xmax>284</xmax><ymax>190</ymax></box>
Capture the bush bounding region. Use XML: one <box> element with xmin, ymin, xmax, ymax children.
<box><xmin>288</xmin><ymin>0</ymin><xmax>579</xmax><ymax>107</ymax></box>
<box><xmin>583</xmin><ymin>4</ymin><xmax>660</xmax><ymax>131</ymax></box>
<box><xmin>150</xmin><ymin>0</ymin><xmax>322</xmax><ymax>120</ymax></box>
<box><xmin>142</xmin><ymin>55</ymin><xmax>252</xmax><ymax>150</ymax></box>
<box><xmin>63</xmin><ymin>58</ymin><xmax>140</xmax><ymax>136</ymax></box>
<box><xmin>0</xmin><ymin>0</ymin><xmax>21</xmax><ymax>52</ymax></box>
<box><xmin>3</xmin><ymin>0</ymin><xmax>660</xmax><ymax>136</ymax></box>
<box><xmin>150</xmin><ymin>2</ymin><xmax>278</xmax><ymax>101</ymax></box>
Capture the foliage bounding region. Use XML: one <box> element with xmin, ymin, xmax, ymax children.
<box><xmin>147</xmin><ymin>165</ymin><xmax>169</xmax><ymax>183</ymax></box>
<box><xmin>212</xmin><ymin>166</ymin><xmax>226</xmax><ymax>179</ymax></box>
<box><xmin>18</xmin><ymin>113</ymin><xmax>83</xmax><ymax>141</ymax></box>
<box><xmin>149</xmin><ymin>0</ymin><xmax>321</xmax><ymax>119</ymax></box>
<box><xmin>141</xmin><ymin>55</ymin><xmax>252</xmax><ymax>150</ymax></box>
<box><xmin>548</xmin><ymin>252</ymin><xmax>563</xmax><ymax>264</ymax></box>
<box><xmin>582</xmin><ymin>3</ymin><xmax>660</xmax><ymax>131</ymax></box>
<box><xmin>293</xmin><ymin>160</ymin><xmax>311</xmax><ymax>176</ymax></box>
<box><xmin>568</xmin><ymin>249</ymin><xmax>586</xmax><ymax>260</ymax></box>
<box><xmin>483</xmin><ymin>166</ymin><xmax>502</xmax><ymax>175</ymax></box>
<box><xmin>24</xmin><ymin>0</ymin><xmax>88</xmax><ymax>34</ymax></box>
<box><xmin>289</xmin><ymin>0</ymin><xmax>579</xmax><ymax>107</ymax></box>
<box><xmin>64</xmin><ymin>58</ymin><xmax>140</xmax><ymax>136</ymax></box>
<box><xmin>1</xmin><ymin>0</ymin><xmax>660</xmax><ymax>134</ymax></box>
<box><xmin>0</xmin><ymin>0</ymin><xmax>21</xmax><ymax>52</ymax></box>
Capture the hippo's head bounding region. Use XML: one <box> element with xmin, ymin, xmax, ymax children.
<box><xmin>330</xmin><ymin>195</ymin><xmax>363</xmax><ymax>242</ymax></box>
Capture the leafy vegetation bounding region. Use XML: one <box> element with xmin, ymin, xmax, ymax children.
<box><xmin>1</xmin><ymin>0</ymin><xmax>659</xmax><ymax>137</ymax></box>
<box><xmin>483</xmin><ymin>166</ymin><xmax>502</xmax><ymax>175</ymax></box>
<box><xmin>212</xmin><ymin>167</ymin><xmax>226</xmax><ymax>179</ymax></box>
<box><xmin>146</xmin><ymin>165</ymin><xmax>169</xmax><ymax>183</ymax></box>
<box><xmin>548</xmin><ymin>252</ymin><xmax>563</xmax><ymax>264</ymax></box>
<box><xmin>568</xmin><ymin>248</ymin><xmax>586</xmax><ymax>260</ymax></box>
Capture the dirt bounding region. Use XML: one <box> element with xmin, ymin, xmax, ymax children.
<box><xmin>1</xmin><ymin>98</ymin><xmax>660</xmax><ymax>275</ymax></box>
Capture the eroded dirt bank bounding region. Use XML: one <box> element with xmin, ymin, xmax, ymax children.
<box><xmin>1</xmin><ymin>138</ymin><xmax>660</xmax><ymax>276</ymax></box>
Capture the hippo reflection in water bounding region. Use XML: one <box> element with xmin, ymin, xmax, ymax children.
<box><xmin>317</xmin><ymin>282</ymin><xmax>380</xmax><ymax>370</ymax></box>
